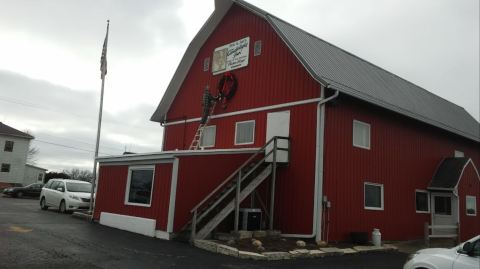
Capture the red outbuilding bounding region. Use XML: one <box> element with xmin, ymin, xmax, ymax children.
<box><xmin>93</xmin><ymin>0</ymin><xmax>479</xmax><ymax>243</ymax></box>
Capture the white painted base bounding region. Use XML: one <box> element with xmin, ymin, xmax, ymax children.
<box><xmin>155</xmin><ymin>230</ymin><xmax>171</xmax><ymax>240</ymax></box>
<box><xmin>99</xmin><ymin>212</ymin><xmax>156</xmax><ymax>237</ymax></box>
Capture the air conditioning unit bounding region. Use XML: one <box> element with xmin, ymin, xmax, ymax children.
<box><xmin>239</xmin><ymin>208</ymin><xmax>262</xmax><ymax>231</ymax></box>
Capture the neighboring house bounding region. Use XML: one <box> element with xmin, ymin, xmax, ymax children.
<box><xmin>0</xmin><ymin>122</ymin><xmax>47</xmax><ymax>188</ymax></box>
<box><xmin>24</xmin><ymin>164</ymin><xmax>48</xmax><ymax>185</ymax></box>
<box><xmin>93</xmin><ymin>0</ymin><xmax>479</xmax><ymax>242</ymax></box>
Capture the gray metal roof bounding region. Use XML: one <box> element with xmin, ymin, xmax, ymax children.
<box><xmin>428</xmin><ymin>157</ymin><xmax>470</xmax><ymax>190</ymax></box>
<box><xmin>151</xmin><ymin>0</ymin><xmax>480</xmax><ymax>142</ymax></box>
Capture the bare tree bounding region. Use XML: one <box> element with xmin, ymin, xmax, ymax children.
<box><xmin>27</xmin><ymin>147</ymin><xmax>39</xmax><ymax>164</ymax></box>
<box><xmin>63</xmin><ymin>168</ymin><xmax>94</xmax><ymax>182</ymax></box>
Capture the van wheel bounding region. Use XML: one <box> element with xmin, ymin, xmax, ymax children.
<box><xmin>59</xmin><ymin>200</ymin><xmax>67</xmax><ymax>213</ymax></box>
<box><xmin>40</xmin><ymin>197</ymin><xmax>48</xmax><ymax>210</ymax></box>
<box><xmin>16</xmin><ymin>192</ymin><xmax>24</xmax><ymax>198</ymax></box>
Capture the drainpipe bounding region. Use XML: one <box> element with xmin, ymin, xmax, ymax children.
<box><xmin>282</xmin><ymin>86</ymin><xmax>339</xmax><ymax>238</ymax></box>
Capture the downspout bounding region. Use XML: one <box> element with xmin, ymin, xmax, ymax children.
<box><xmin>282</xmin><ymin>86</ymin><xmax>339</xmax><ymax>238</ymax></box>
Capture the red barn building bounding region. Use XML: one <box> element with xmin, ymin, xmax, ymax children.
<box><xmin>93</xmin><ymin>0</ymin><xmax>480</xmax><ymax>242</ymax></box>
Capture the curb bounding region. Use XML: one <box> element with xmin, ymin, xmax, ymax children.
<box><xmin>193</xmin><ymin>239</ymin><xmax>397</xmax><ymax>260</ymax></box>
<box><xmin>71</xmin><ymin>211</ymin><xmax>93</xmax><ymax>221</ymax></box>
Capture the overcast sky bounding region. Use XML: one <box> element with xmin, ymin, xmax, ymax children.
<box><xmin>0</xmin><ymin>0</ymin><xmax>478</xmax><ymax>172</ymax></box>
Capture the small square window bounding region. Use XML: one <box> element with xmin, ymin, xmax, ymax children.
<box><xmin>364</xmin><ymin>182</ymin><xmax>383</xmax><ymax>210</ymax></box>
<box><xmin>254</xmin><ymin>40</ymin><xmax>262</xmax><ymax>56</ymax></box>
<box><xmin>200</xmin><ymin>125</ymin><xmax>216</xmax><ymax>148</ymax></box>
<box><xmin>4</xmin><ymin>141</ymin><xmax>14</xmax><ymax>152</ymax></box>
<box><xmin>203</xmin><ymin>57</ymin><xmax>210</xmax><ymax>71</ymax></box>
<box><xmin>415</xmin><ymin>190</ymin><xmax>430</xmax><ymax>213</ymax></box>
<box><xmin>454</xmin><ymin>150</ymin><xmax>464</xmax><ymax>158</ymax></box>
<box><xmin>353</xmin><ymin>120</ymin><xmax>370</xmax><ymax>149</ymax></box>
<box><xmin>466</xmin><ymin>196</ymin><xmax>477</xmax><ymax>216</ymax></box>
<box><xmin>1</xmin><ymin>163</ymin><xmax>10</xmax><ymax>173</ymax></box>
<box><xmin>125</xmin><ymin>166</ymin><xmax>155</xmax><ymax>207</ymax></box>
<box><xmin>235</xmin><ymin>120</ymin><xmax>255</xmax><ymax>145</ymax></box>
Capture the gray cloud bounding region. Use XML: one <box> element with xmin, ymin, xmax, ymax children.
<box><xmin>0</xmin><ymin>0</ymin><xmax>187</xmax><ymax>57</ymax></box>
<box><xmin>0</xmin><ymin>70</ymin><xmax>163</xmax><ymax>172</ymax></box>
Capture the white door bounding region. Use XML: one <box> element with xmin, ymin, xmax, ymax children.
<box><xmin>266</xmin><ymin>110</ymin><xmax>290</xmax><ymax>163</ymax></box>
<box><xmin>431</xmin><ymin>193</ymin><xmax>457</xmax><ymax>235</ymax></box>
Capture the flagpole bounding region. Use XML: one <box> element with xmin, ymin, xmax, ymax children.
<box><xmin>89</xmin><ymin>20</ymin><xmax>109</xmax><ymax>216</ymax></box>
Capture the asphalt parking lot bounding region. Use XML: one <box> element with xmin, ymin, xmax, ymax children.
<box><xmin>0</xmin><ymin>196</ymin><xmax>408</xmax><ymax>269</ymax></box>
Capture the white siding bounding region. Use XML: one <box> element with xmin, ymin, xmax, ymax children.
<box><xmin>24</xmin><ymin>165</ymin><xmax>47</xmax><ymax>186</ymax></box>
<box><xmin>0</xmin><ymin>135</ymin><xmax>30</xmax><ymax>185</ymax></box>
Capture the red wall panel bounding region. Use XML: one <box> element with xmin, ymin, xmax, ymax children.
<box><xmin>324</xmin><ymin>96</ymin><xmax>480</xmax><ymax>241</ymax></box>
<box><xmin>165</xmin><ymin>5</ymin><xmax>320</xmax><ymax>124</ymax></box>
<box><xmin>458</xmin><ymin>163</ymin><xmax>480</xmax><ymax>241</ymax></box>
<box><xmin>173</xmin><ymin>153</ymin><xmax>252</xmax><ymax>232</ymax></box>
<box><xmin>93</xmin><ymin>163</ymin><xmax>173</xmax><ymax>231</ymax></box>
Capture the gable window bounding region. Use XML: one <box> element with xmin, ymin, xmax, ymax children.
<box><xmin>415</xmin><ymin>190</ymin><xmax>430</xmax><ymax>213</ymax></box>
<box><xmin>203</xmin><ymin>57</ymin><xmax>210</xmax><ymax>71</ymax></box>
<box><xmin>200</xmin><ymin>125</ymin><xmax>216</xmax><ymax>148</ymax></box>
<box><xmin>466</xmin><ymin>196</ymin><xmax>477</xmax><ymax>216</ymax></box>
<box><xmin>353</xmin><ymin>120</ymin><xmax>370</xmax><ymax>149</ymax></box>
<box><xmin>364</xmin><ymin>182</ymin><xmax>383</xmax><ymax>210</ymax></box>
<box><xmin>1</xmin><ymin>163</ymin><xmax>10</xmax><ymax>173</ymax></box>
<box><xmin>235</xmin><ymin>120</ymin><xmax>255</xmax><ymax>145</ymax></box>
<box><xmin>454</xmin><ymin>150</ymin><xmax>464</xmax><ymax>158</ymax></box>
<box><xmin>125</xmin><ymin>166</ymin><xmax>155</xmax><ymax>207</ymax></box>
<box><xmin>4</xmin><ymin>141</ymin><xmax>14</xmax><ymax>152</ymax></box>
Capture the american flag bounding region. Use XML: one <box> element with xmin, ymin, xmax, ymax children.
<box><xmin>100</xmin><ymin>20</ymin><xmax>109</xmax><ymax>79</ymax></box>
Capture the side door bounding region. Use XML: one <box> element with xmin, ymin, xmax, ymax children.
<box><xmin>453</xmin><ymin>239</ymin><xmax>480</xmax><ymax>269</ymax></box>
<box><xmin>46</xmin><ymin>181</ymin><xmax>60</xmax><ymax>206</ymax></box>
<box><xmin>265</xmin><ymin>110</ymin><xmax>290</xmax><ymax>163</ymax></box>
<box><xmin>431</xmin><ymin>193</ymin><xmax>456</xmax><ymax>235</ymax></box>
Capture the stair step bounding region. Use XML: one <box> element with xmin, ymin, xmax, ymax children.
<box><xmin>195</xmin><ymin>164</ymin><xmax>272</xmax><ymax>239</ymax></box>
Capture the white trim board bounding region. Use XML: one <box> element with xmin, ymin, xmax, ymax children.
<box><xmin>163</xmin><ymin>97</ymin><xmax>322</xmax><ymax>126</ymax></box>
<box><xmin>100</xmin><ymin>212</ymin><xmax>156</xmax><ymax>237</ymax></box>
<box><xmin>167</xmin><ymin>158</ymin><xmax>179</xmax><ymax>233</ymax></box>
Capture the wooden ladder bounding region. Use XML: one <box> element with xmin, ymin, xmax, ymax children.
<box><xmin>189</xmin><ymin>101</ymin><xmax>217</xmax><ymax>150</ymax></box>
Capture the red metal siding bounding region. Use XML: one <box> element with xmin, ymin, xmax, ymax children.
<box><xmin>93</xmin><ymin>163</ymin><xmax>173</xmax><ymax>231</ymax></box>
<box><xmin>165</xmin><ymin>5</ymin><xmax>320</xmax><ymax>124</ymax></box>
<box><xmin>458</xmin><ymin>162</ymin><xmax>480</xmax><ymax>241</ymax></box>
<box><xmin>173</xmin><ymin>153</ymin><xmax>252</xmax><ymax>232</ymax></box>
<box><xmin>169</xmin><ymin>104</ymin><xmax>318</xmax><ymax>234</ymax></box>
<box><xmin>324</xmin><ymin>96</ymin><xmax>480</xmax><ymax>241</ymax></box>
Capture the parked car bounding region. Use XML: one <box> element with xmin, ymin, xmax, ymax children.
<box><xmin>404</xmin><ymin>235</ymin><xmax>480</xmax><ymax>269</ymax></box>
<box><xmin>2</xmin><ymin>183</ymin><xmax>44</xmax><ymax>198</ymax></box>
<box><xmin>39</xmin><ymin>179</ymin><xmax>93</xmax><ymax>213</ymax></box>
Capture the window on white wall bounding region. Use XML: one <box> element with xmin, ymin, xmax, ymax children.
<box><xmin>454</xmin><ymin>150</ymin><xmax>464</xmax><ymax>158</ymax></box>
<box><xmin>200</xmin><ymin>125</ymin><xmax>216</xmax><ymax>148</ymax></box>
<box><xmin>235</xmin><ymin>120</ymin><xmax>255</xmax><ymax>145</ymax></box>
<box><xmin>364</xmin><ymin>182</ymin><xmax>383</xmax><ymax>210</ymax></box>
<box><xmin>125</xmin><ymin>166</ymin><xmax>155</xmax><ymax>207</ymax></box>
<box><xmin>4</xmin><ymin>141</ymin><xmax>14</xmax><ymax>152</ymax></box>
<box><xmin>415</xmin><ymin>190</ymin><xmax>430</xmax><ymax>213</ymax></box>
<box><xmin>466</xmin><ymin>196</ymin><xmax>477</xmax><ymax>216</ymax></box>
<box><xmin>1</xmin><ymin>163</ymin><xmax>10</xmax><ymax>173</ymax></box>
<box><xmin>353</xmin><ymin>120</ymin><xmax>370</xmax><ymax>149</ymax></box>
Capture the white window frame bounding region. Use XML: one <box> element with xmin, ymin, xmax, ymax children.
<box><xmin>415</xmin><ymin>189</ymin><xmax>430</xmax><ymax>213</ymax></box>
<box><xmin>466</xmin><ymin>195</ymin><xmax>477</xmax><ymax>216</ymax></box>
<box><xmin>454</xmin><ymin>150</ymin><xmax>464</xmax><ymax>158</ymax></box>
<box><xmin>200</xmin><ymin>125</ymin><xmax>216</xmax><ymax>148</ymax></box>
<box><xmin>124</xmin><ymin>165</ymin><xmax>155</xmax><ymax>207</ymax></box>
<box><xmin>364</xmin><ymin>182</ymin><xmax>384</xmax><ymax>210</ymax></box>
<box><xmin>353</xmin><ymin>120</ymin><xmax>371</xmax><ymax>150</ymax></box>
<box><xmin>235</xmin><ymin>120</ymin><xmax>255</xmax><ymax>145</ymax></box>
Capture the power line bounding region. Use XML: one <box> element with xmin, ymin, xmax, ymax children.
<box><xmin>34</xmin><ymin>139</ymin><xmax>115</xmax><ymax>156</ymax></box>
<box><xmin>37</xmin><ymin>132</ymin><xmax>124</xmax><ymax>152</ymax></box>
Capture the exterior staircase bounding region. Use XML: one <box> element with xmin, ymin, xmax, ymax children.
<box><xmin>188</xmin><ymin>136</ymin><xmax>290</xmax><ymax>240</ymax></box>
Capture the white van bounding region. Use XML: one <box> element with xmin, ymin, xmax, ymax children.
<box><xmin>40</xmin><ymin>179</ymin><xmax>92</xmax><ymax>213</ymax></box>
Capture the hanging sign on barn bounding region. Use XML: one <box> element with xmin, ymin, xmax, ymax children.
<box><xmin>212</xmin><ymin>37</ymin><xmax>250</xmax><ymax>75</ymax></box>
